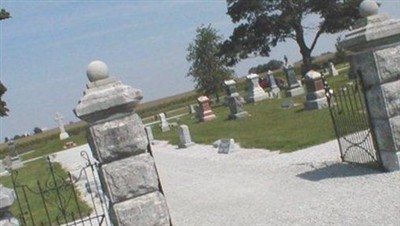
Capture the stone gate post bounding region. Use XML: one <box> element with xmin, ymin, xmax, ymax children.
<box><xmin>340</xmin><ymin>0</ymin><xmax>400</xmax><ymax>171</ymax></box>
<box><xmin>74</xmin><ymin>61</ymin><xmax>172</xmax><ymax>225</ymax></box>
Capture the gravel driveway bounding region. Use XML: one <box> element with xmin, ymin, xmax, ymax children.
<box><xmin>151</xmin><ymin>140</ymin><xmax>400</xmax><ymax>226</ymax></box>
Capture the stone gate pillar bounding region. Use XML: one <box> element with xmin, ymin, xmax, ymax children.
<box><xmin>74</xmin><ymin>61</ymin><xmax>171</xmax><ymax>225</ymax></box>
<box><xmin>340</xmin><ymin>0</ymin><xmax>400</xmax><ymax>171</ymax></box>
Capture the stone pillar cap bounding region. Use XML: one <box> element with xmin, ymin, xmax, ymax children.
<box><xmin>75</xmin><ymin>61</ymin><xmax>143</xmax><ymax>123</ymax></box>
<box><xmin>87</xmin><ymin>60</ymin><xmax>109</xmax><ymax>82</ymax></box>
<box><xmin>340</xmin><ymin>0</ymin><xmax>400</xmax><ymax>51</ymax></box>
<box><xmin>359</xmin><ymin>0</ymin><xmax>379</xmax><ymax>18</ymax></box>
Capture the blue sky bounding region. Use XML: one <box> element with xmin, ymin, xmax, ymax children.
<box><xmin>0</xmin><ymin>0</ymin><xmax>399</xmax><ymax>141</ymax></box>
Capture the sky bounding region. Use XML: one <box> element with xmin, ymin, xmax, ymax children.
<box><xmin>0</xmin><ymin>0</ymin><xmax>399</xmax><ymax>141</ymax></box>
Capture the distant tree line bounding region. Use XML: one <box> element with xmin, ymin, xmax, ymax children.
<box><xmin>248</xmin><ymin>59</ymin><xmax>284</xmax><ymax>74</ymax></box>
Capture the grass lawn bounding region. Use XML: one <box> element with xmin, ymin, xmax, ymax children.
<box><xmin>154</xmin><ymin>95</ymin><xmax>335</xmax><ymax>152</ymax></box>
<box><xmin>0</xmin><ymin>158</ymin><xmax>92</xmax><ymax>225</ymax></box>
<box><xmin>153</xmin><ymin>70</ymin><xmax>352</xmax><ymax>153</ymax></box>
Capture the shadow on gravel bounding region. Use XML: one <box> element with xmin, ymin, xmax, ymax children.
<box><xmin>297</xmin><ymin>162</ymin><xmax>382</xmax><ymax>181</ymax></box>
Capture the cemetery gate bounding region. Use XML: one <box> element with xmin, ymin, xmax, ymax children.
<box><xmin>10</xmin><ymin>152</ymin><xmax>110</xmax><ymax>226</ymax></box>
<box><xmin>324</xmin><ymin>77</ymin><xmax>383</xmax><ymax>169</ymax></box>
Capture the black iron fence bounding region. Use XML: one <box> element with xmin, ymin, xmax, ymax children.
<box><xmin>11</xmin><ymin>152</ymin><xmax>110</xmax><ymax>226</ymax></box>
<box><xmin>324</xmin><ymin>79</ymin><xmax>382</xmax><ymax>169</ymax></box>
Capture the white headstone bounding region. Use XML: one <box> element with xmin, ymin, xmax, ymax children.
<box><xmin>246</xmin><ymin>74</ymin><xmax>269</xmax><ymax>103</ymax></box>
<box><xmin>178</xmin><ymin>125</ymin><xmax>194</xmax><ymax>148</ymax></box>
<box><xmin>267</xmin><ymin>70</ymin><xmax>281</xmax><ymax>98</ymax></box>
<box><xmin>55</xmin><ymin>112</ymin><xmax>70</xmax><ymax>140</ymax></box>
<box><xmin>329</xmin><ymin>62</ymin><xmax>339</xmax><ymax>76</ymax></box>
<box><xmin>159</xmin><ymin>113</ymin><xmax>170</xmax><ymax>132</ymax></box>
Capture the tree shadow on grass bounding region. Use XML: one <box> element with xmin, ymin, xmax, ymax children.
<box><xmin>296</xmin><ymin>162</ymin><xmax>383</xmax><ymax>181</ymax></box>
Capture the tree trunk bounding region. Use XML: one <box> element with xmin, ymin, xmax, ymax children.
<box><xmin>300</xmin><ymin>49</ymin><xmax>312</xmax><ymax>77</ymax></box>
<box><xmin>215</xmin><ymin>92</ymin><xmax>220</xmax><ymax>103</ymax></box>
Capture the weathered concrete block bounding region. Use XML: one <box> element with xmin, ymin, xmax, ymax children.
<box><xmin>371</xmin><ymin>119</ymin><xmax>395</xmax><ymax>152</ymax></box>
<box><xmin>379</xmin><ymin>150</ymin><xmax>400</xmax><ymax>171</ymax></box>
<box><xmin>390</xmin><ymin>116</ymin><xmax>400</xmax><ymax>150</ymax></box>
<box><xmin>382</xmin><ymin>80</ymin><xmax>400</xmax><ymax>118</ymax></box>
<box><xmin>88</xmin><ymin>113</ymin><xmax>148</xmax><ymax>163</ymax></box>
<box><xmin>354</xmin><ymin>52</ymin><xmax>379</xmax><ymax>86</ymax></box>
<box><xmin>101</xmin><ymin>153</ymin><xmax>160</xmax><ymax>203</ymax></box>
<box><xmin>111</xmin><ymin>191</ymin><xmax>170</xmax><ymax>226</ymax></box>
<box><xmin>375</xmin><ymin>45</ymin><xmax>400</xmax><ymax>84</ymax></box>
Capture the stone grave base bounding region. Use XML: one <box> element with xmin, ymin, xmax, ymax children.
<box><xmin>269</xmin><ymin>88</ymin><xmax>281</xmax><ymax>98</ymax></box>
<box><xmin>229</xmin><ymin>111</ymin><xmax>249</xmax><ymax>120</ymax></box>
<box><xmin>10</xmin><ymin>157</ymin><xmax>23</xmax><ymax>170</ymax></box>
<box><xmin>247</xmin><ymin>92</ymin><xmax>270</xmax><ymax>103</ymax></box>
<box><xmin>304</xmin><ymin>98</ymin><xmax>328</xmax><ymax>110</ymax></box>
<box><xmin>286</xmin><ymin>87</ymin><xmax>304</xmax><ymax>97</ymax></box>
<box><xmin>161</xmin><ymin>126</ymin><xmax>170</xmax><ymax>132</ymax></box>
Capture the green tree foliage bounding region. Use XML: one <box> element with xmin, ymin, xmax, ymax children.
<box><xmin>0</xmin><ymin>82</ymin><xmax>9</xmax><ymax>117</ymax></box>
<box><xmin>248</xmin><ymin>59</ymin><xmax>284</xmax><ymax>74</ymax></box>
<box><xmin>187</xmin><ymin>24</ymin><xmax>234</xmax><ymax>102</ymax></box>
<box><xmin>221</xmin><ymin>0</ymin><xmax>362</xmax><ymax>75</ymax></box>
<box><xmin>0</xmin><ymin>9</ymin><xmax>10</xmax><ymax>117</ymax></box>
<box><xmin>334</xmin><ymin>36</ymin><xmax>348</xmax><ymax>64</ymax></box>
<box><xmin>33</xmin><ymin>127</ymin><xmax>43</xmax><ymax>134</ymax></box>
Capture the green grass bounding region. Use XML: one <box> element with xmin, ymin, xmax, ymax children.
<box><xmin>154</xmin><ymin>94</ymin><xmax>335</xmax><ymax>152</ymax></box>
<box><xmin>0</xmin><ymin>158</ymin><xmax>92</xmax><ymax>225</ymax></box>
<box><xmin>154</xmin><ymin>68</ymin><xmax>354</xmax><ymax>153</ymax></box>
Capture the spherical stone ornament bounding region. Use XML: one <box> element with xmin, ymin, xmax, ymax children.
<box><xmin>359</xmin><ymin>0</ymin><xmax>379</xmax><ymax>18</ymax></box>
<box><xmin>87</xmin><ymin>60</ymin><xmax>109</xmax><ymax>82</ymax></box>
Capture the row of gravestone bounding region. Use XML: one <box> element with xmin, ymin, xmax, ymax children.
<box><xmin>154</xmin><ymin>63</ymin><xmax>337</xmax><ymax>131</ymax></box>
<box><xmin>190</xmin><ymin>69</ymin><xmax>330</xmax><ymax>123</ymax></box>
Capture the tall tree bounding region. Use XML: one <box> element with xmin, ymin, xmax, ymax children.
<box><xmin>0</xmin><ymin>83</ymin><xmax>8</xmax><ymax>117</ymax></box>
<box><xmin>0</xmin><ymin>8</ymin><xmax>11</xmax><ymax>117</ymax></box>
<box><xmin>187</xmin><ymin>24</ymin><xmax>234</xmax><ymax>102</ymax></box>
<box><xmin>220</xmin><ymin>0</ymin><xmax>362</xmax><ymax>75</ymax></box>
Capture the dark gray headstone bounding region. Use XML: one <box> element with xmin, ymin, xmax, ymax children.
<box><xmin>281</xmin><ymin>99</ymin><xmax>295</xmax><ymax>109</ymax></box>
<box><xmin>218</xmin><ymin>139</ymin><xmax>235</xmax><ymax>154</ymax></box>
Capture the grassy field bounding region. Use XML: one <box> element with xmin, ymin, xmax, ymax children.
<box><xmin>153</xmin><ymin>67</ymin><xmax>351</xmax><ymax>153</ymax></box>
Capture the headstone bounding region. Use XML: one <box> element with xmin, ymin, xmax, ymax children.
<box><xmin>0</xmin><ymin>184</ymin><xmax>16</xmax><ymax>221</ymax></box>
<box><xmin>267</xmin><ymin>70</ymin><xmax>281</xmax><ymax>98</ymax></box>
<box><xmin>55</xmin><ymin>112</ymin><xmax>70</xmax><ymax>140</ymax></box>
<box><xmin>218</xmin><ymin>138</ymin><xmax>235</xmax><ymax>154</ymax></box>
<box><xmin>178</xmin><ymin>125</ymin><xmax>194</xmax><ymax>148</ymax></box>
<box><xmin>303</xmin><ymin>70</ymin><xmax>328</xmax><ymax>110</ymax></box>
<box><xmin>74</xmin><ymin>60</ymin><xmax>171</xmax><ymax>225</ymax></box>
<box><xmin>328</xmin><ymin>62</ymin><xmax>339</xmax><ymax>76</ymax></box>
<box><xmin>145</xmin><ymin>126</ymin><xmax>155</xmax><ymax>145</ymax></box>
<box><xmin>7</xmin><ymin>140</ymin><xmax>23</xmax><ymax>170</ymax></box>
<box><xmin>228</xmin><ymin>95</ymin><xmax>249</xmax><ymax>119</ymax></box>
<box><xmin>283</xmin><ymin>57</ymin><xmax>304</xmax><ymax>97</ymax></box>
<box><xmin>159</xmin><ymin>113</ymin><xmax>170</xmax><ymax>132</ymax></box>
<box><xmin>224</xmin><ymin>79</ymin><xmax>239</xmax><ymax>97</ymax></box>
<box><xmin>197</xmin><ymin>96</ymin><xmax>216</xmax><ymax>122</ymax></box>
<box><xmin>188</xmin><ymin>104</ymin><xmax>196</xmax><ymax>114</ymax></box>
<box><xmin>339</xmin><ymin>0</ymin><xmax>400</xmax><ymax>171</ymax></box>
<box><xmin>245</xmin><ymin>74</ymin><xmax>269</xmax><ymax>103</ymax></box>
